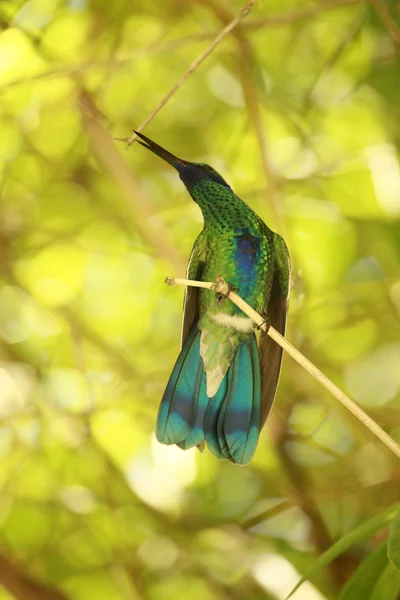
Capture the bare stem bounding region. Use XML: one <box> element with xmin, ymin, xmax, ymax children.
<box><xmin>120</xmin><ymin>0</ymin><xmax>256</xmax><ymax>146</ymax></box>
<box><xmin>167</xmin><ymin>276</ymin><xmax>400</xmax><ymax>460</ymax></box>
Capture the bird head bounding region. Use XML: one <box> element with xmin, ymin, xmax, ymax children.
<box><xmin>134</xmin><ymin>131</ymin><xmax>231</xmax><ymax>192</ymax></box>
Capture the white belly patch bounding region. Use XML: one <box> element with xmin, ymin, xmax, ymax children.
<box><xmin>211</xmin><ymin>312</ymin><xmax>254</xmax><ymax>332</ymax></box>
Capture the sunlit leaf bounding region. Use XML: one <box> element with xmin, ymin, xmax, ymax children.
<box><xmin>370</xmin><ymin>562</ymin><xmax>400</xmax><ymax>600</ymax></box>
<box><xmin>338</xmin><ymin>543</ymin><xmax>388</xmax><ymax>600</ymax></box>
<box><xmin>286</xmin><ymin>504</ymin><xmax>399</xmax><ymax>599</ymax></box>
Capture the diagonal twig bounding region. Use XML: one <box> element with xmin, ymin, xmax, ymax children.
<box><xmin>0</xmin><ymin>1</ymin><xmax>360</xmax><ymax>95</ymax></box>
<box><xmin>370</xmin><ymin>0</ymin><xmax>400</xmax><ymax>44</ymax></box>
<box><xmin>116</xmin><ymin>0</ymin><xmax>257</xmax><ymax>146</ymax></box>
<box><xmin>166</xmin><ymin>275</ymin><xmax>400</xmax><ymax>460</ymax></box>
<box><xmin>245</xmin><ymin>0</ymin><xmax>361</xmax><ymax>31</ymax></box>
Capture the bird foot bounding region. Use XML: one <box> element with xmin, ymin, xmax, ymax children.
<box><xmin>257</xmin><ymin>315</ymin><xmax>270</xmax><ymax>333</ymax></box>
<box><xmin>212</xmin><ymin>275</ymin><xmax>236</xmax><ymax>297</ymax></box>
<box><xmin>213</xmin><ymin>275</ymin><xmax>237</xmax><ymax>306</ymax></box>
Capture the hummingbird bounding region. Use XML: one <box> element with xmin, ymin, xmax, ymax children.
<box><xmin>135</xmin><ymin>131</ymin><xmax>290</xmax><ymax>465</ymax></box>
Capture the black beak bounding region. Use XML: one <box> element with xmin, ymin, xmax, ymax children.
<box><xmin>133</xmin><ymin>131</ymin><xmax>187</xmax><ymax>170</ymax></box>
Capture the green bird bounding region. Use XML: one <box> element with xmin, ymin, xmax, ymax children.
<box><xmin>135</xmin><ymin>131</ymin><xmax>290</xmax><ymax>465</ymax></box>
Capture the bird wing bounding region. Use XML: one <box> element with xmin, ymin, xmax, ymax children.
<box><xmin>181</xmin><ymin>229</ymin><xmax>208</xmax><ymax>347</ymax></box>
<box><xmin>259</xmin><ymin>232</ymin><xmax>291</xmax><ymax>426</ymax></box>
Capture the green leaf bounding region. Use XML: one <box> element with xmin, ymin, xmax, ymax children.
<box><xmin>338</xmin><ymin>543</ymin><xmax>388</xmax><ymax>600</ymax></box>
<box><xmin>286</xmin><ymin>504</ymin><xmax>399</xmax><ymax>599</ymax></box>
<box><xmin>388</xmin><ymin>500</ymin><xmax>400</xmax><ymax>569</ymax></box>
<box><xmin>388</xmin><ymin>506</ymin><xmax>400</xmax><ymax>570</ymax></box>
<box><xmin>370</xmin><ymin>562</ymin><xmax>400</xmax><ymax>600</ymax></box>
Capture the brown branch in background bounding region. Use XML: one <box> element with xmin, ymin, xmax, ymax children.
<box><xmin>118</xmin><ymin>0</ymin><xmax>256</xmax><ymax>146</ymax></box>
<box><xmin>199</xmin><ymin>0</ymin><xmax>282</xmax><ymax>230</ymax></box>
<box><xmin>242</xmin><ymin>477</ymin><xmax>399</xmax><ymax>530</ymax></box>
<box><xmin>0</xmin><ymin>338</ymin><xmax>42</xmax><ymax>380</ymax></box>
<box><xmin>272</xmin><ymin>410</ymin><xmax>359</xmax><ymax>589</ymax></box>
<box><xmin>273</xmin><ymin>413</ymin><xmax>334</xmax><ymax>552</ymax></box>
<box><xmin>79</xmin><ymin>91</ymin><xmax>186</xmax><ymax>273</ymax></box>
<box><xmin>303</xmin><ymin>7</ymin><xmax>366</xmax><ymax>110</ymax></box>
<box><xmin>0</xmin><ymin>555</ymin><xmax>68</xmax><ymax>600</ymax></box>
<box><xmin>245</xmin><ymin>0</ymin><xmax>361</xmax><ymax>30</ymax></box>
<box><xmin>242</xmin><ymin>499</ymin><xmax>292</xmax><ymax>530</ymax></box>
<box><xmin>370</xmin><ymin>0</ymin><xmax>400</xmax><ymax>43</ymax></box>
<box><xmin>61</xmin><ymin>307</ymin><xmax>139</xmax><ymax>379</ymax></box>
<box><xmin>161</xmin><ymin>0</ymin><xmax>361</xmax><ymax>49</ymax></box>
<box><xmin>0</xmin><ymin>1</ymin><xmax>360</xmax><ymax>96</ymax></box>
<box><xmin>235</xmin><ymin>37</ymin><xmax>282</xmax><ymax>231</ymax></box>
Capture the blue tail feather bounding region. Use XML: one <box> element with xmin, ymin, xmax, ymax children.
<box><xmin>204</xmin><ymin>334</ymin><xmax>261</xmax><ymax>465</ymax></box>
<box><xmin>177</xmin><ymin>370</ymin><xmax>207</xmax><ymax>450</ymax></box>
<box><xmin>157</xmin><ymin>324</ymin><xmax>261</xmax><ymax>465</ymax></box>
<box><xmin>203</xmin><ymin>377</ymin><xmax>229</xmax><ymax>458</ymax></box>
<box><xmin>156</xmin><ymin>323</ymin><xmax>207</xmax><ymax>445</ymax></box>
<box><xmin>222</xmin><ymin>336</ymin><xmax>261</xmax><ymax>465</ymax></box>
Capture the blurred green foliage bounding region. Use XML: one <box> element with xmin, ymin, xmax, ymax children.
<box><xmin>0</xmin><ymin>1</ymin><xmax>400</xmax><ymax>599</ymax></box>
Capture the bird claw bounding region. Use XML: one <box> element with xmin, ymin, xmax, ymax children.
<box><xmin>212</xmin><ymin>275</ymin><xmax>237</xmax><ymax>297</ymax></box>
<box><xmin>258</xmin><ymin>316</ymin><xmax>270</xmax><ymax>333</ymax></box>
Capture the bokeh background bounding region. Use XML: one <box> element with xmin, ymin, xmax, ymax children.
<box><xmin>1</xmin><ymin>0</ymin><xmax>400</xmax><ymax>599</ymax></box>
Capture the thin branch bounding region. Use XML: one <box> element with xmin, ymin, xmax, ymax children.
<box><xmin>243</xmin><ymin>477</ymin><xmax>399</xmax><ymax>530</ymax></box>
<box><xmin>239</xmin><ymin>61</ymin><xmax>281</xmax><ymax>229</ymax></box>
<box><xmin>242</xmin><ymin>499</ymin><xmax>292</xmax><ymax>530</ymax></box>
<box><xmin>119</xmin><ymin>0</ymin><xmax>256</xmax><ymax>146</ymax></box>
<box><xmin>277</xmin><ymin>435</ymin><xmax>336</xmax><ymax>554</ymax></box>
<box><xmin>370</xmin><ymin>0</ymin><xmax>400</xmax><ymax>44</ymax></box>
<box><xmin>244</xmin><ymin>0</ymin><xmax>361</xmax><ymax>31</ymax></box>
<box><xmin>303</xmin><ymin>8</ymin><xmax>366</xmax><ymax>111</ymax></box>
<box><xmin>0</xmin><ymin>1</ymin><xmax>362</xmax><ymax>96</ymax></box>
<box><xmin>270</xmin><ymin>405</ymin><xmax>351</xmax><ymax>587</ymax></box>
<box><xmin>166</xmin><ymin>276</ymin><xmax>400</xmax><ymax>460</ymax></box>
